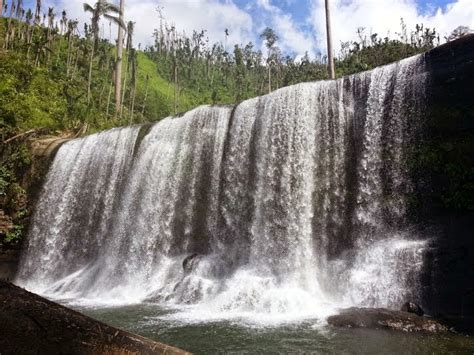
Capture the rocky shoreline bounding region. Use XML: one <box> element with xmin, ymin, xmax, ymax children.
<box><xmin>0</xmin><ymin>281</ymin><xmax>190</xmax><ymax>354</ymax></box>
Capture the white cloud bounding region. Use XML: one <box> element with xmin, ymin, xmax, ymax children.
<box><xmin>309</xmin><ymin>0</ymin><xmax>474</xmax><ymax>56</ymax></box>
<box><xmin>32</xmin><ymin>0</ymin><xmax>474</xmax><ymax>59</ymax></box>
<box><xmin>256</xmin><ymin>0</ymin><xmax>317</xmax><ymax>58</ymax></box>
<box><xmin>150</xmin><ymin>0</ymin><xmax>254</xmax><ymax>49</ymax></box>
<box><xmin>46</xmin><ymin>0</ymin><xmax>253</xmax><ymax>49</ymax></box>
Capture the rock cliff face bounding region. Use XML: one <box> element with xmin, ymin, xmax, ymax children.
<box><xmin>416</xmin><ymin>34</ymin><xmax>474</xmax><ymax>319</ymax></box>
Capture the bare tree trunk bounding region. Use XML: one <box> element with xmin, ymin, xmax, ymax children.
<box><xmin>120</xmin><ymin>49</ymin><xmax>129</xmax><ymax>118</ymax></box>
<box><xmin>4</xmin><ymin>1</ymin><xmax>14</xmax><ymax>49</ymax></box>
<box><xmin>129</xmin><ymin>84</ymin><xmax>136</xmax><ymax>125</ymax></box>
<box><xmin>114</xmin><ymin>0</ymin><xmax>125</xmax><ymax>116</ymax></box>
<box><xmin>173</xmin><ymin>61</ymin><xmax>178</xmax><ymax>114</ymax></box>
<box><xmin>267</xmin><ymin>65</ymin><xmax>271</xmax><ymax>94</ymax></box>
<box><xmin>106</xmin><ymin>82</ymin><xmax>113</xmax><ymax>120</ymax></box>
<box><xmin>86</xmin><ymin>43</ymin><xmax>95</xmax><ymax>104</ymax></box>
<box><xmin>66</xmin><ymin>36</ymin><xmax>72</xmax><ymax>75</ymax></box>
<box><xmin>72</xmin><ymin>48</ymin><xmax>79</xmax><ymax>77</ymax></box>
<box><xmin>325</xmin><ymin>0</ymin><xmax>335</xmax><ymax>79</ymax></box>
<box><xmin>141</xmin><ymin>77</ymin><xmax>149</xmax><ymax>116</ymax></box>
<box><xmin>120</xmin><ymin>67</ymin><xmax>128</xmax><ymax>118</ymax></box>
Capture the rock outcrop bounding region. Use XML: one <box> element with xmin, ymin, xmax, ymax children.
<box><xmin>327</xmin><ymin>307</ymin><xmax>450</xmax><ymax>334</ymax></box>
<box><xmin>401</xmin><ymin>302</ymin><xmax>424</xmax><ymax>316</ymax></box>
<box><xmin>0</xmin><ymin>281</ymin><xmax>191</xmax><ymax>354</ymax></box>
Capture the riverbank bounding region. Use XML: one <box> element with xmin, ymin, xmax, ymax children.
<box><xmin>0</xmin><ymin>281</ymin><xmax>190</xmax><ymax>354</ymax></box>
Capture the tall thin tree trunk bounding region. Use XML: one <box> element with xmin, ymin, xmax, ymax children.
<box><xmin>129</xmin><ymin>76</ymin><xmax>137</xmax><ymax>124</ymax></box>
<box><xmin>106</xmin><ymin>82</ymin><xmax>113</xmax><ymax>120</ymax></box>
<box><xmin>66</xmin><ymin>36</ymin><xmax>72</xmax><ymax>75</ymax></box>
<box><xmin>114</xmin><ymin>0</ymin><xmax>125</xmax><ymax>116</ymax></box>
<box><xmin>325</xmin><ymin>0</ymin><xmax>335</xmax><ymax>79</ymax></box>
<box><xmin>4</xmin><ymin>1</ymin><xmax>14</xmax><ymax>49</ymax></box>
<box><xmin>173</xmin><ymin>60</ymin><xmax>177</xmax><ymax>114</ymax></box>
<box><xmin>120</xmin><ymin>49</ymin><xmax>129</xmax><ymax>119</ymax></box>
<box><xmin>267</xmin><ymin>65</ymin><xmax>271</xmax><ymax>94</ymax></box>
<box><xmin>87</xmin><ymin>43</ymin><xmax>95</xmax><ymax>104</ymax></box>
<box><xmin>72</xmin><ymin>48</ymin><xmax>79</xmax><ymax>76</ymax></box>
<box><xmin>141</xmin><ymin>76</ymin><xmax>149</xmax><ymax>115</ymax></box>
<box><xmin>120</xmin><ymin>67</ymin><xmax>128</xmax><ymax>118</ymax></box>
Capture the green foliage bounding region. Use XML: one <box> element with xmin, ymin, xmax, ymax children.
<box><xmin>4</xmin><ymin>224</ymin><xmax>24</xmax><ymax>245</ymax></box>
<box><xmin>0</xmin><ymin>166</ymin><xmax>12</xmax><ymax>196</ymax></box>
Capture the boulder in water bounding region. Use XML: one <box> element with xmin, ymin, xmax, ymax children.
<box><xmin>327</xmin><ymin>307</ymin><xmax>449</xmax><ymax>333</ymax></box>
<box><xmin>401</xmin><ymin>302</ymin><xmax>424</xmax><ymax>316</ymax></box>
<box><xmin>182</xmin><ymin>253</ymin><xmax>201</xmax><ymax>274</ymax></box>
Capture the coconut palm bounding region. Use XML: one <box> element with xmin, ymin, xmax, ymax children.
<box><xmin>60</xmin><ymin>10</ymin><xmax>67</xmax><ymax>34</ymax></box>
<box><xmin>83</xmin><ymin>0</ymin><xmax>123</xmax><ymax>50</ymax></box>
<box><xmin>120</xmin><ymin>21</ymin><xmax>134</xmax><ymax>117</ymax></box>
<box><xmin>114</xmin><ymin>0</ymin><xmax>125</xmax><ymax>116</ymax></box>
<box><xmin>34</xmin><ymin>0</ymin><xmax>41</xmax><ymax>25</ymax></box>
<box><xmin>83</xmin><ymin>0</ymin><xmax>125</xmax><ymax>104</ymax></box>
<box><xmin>4</xmin><ymin>0</ymin><xmax>15</xmax><ymax>49</ymax></box>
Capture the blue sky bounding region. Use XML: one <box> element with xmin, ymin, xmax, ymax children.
<box><xmin>16</xmin><ymin>0</ymin><xmax>474</xmax><ymax>58</ymax></box>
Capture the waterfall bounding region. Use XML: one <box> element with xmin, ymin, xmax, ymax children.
<box><xmin>17</xmin><ymin>54</ymin><xmax>428</xmax><ymax>321</ymax></box>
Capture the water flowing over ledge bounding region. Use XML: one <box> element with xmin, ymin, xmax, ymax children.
<box><xmin>17</xmin><ymin>54</ymin><xmax>429</xmax><ymax>324</ymax></box>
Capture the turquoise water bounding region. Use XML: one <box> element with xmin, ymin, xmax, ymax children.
<box><xmin>80</xmin><ymin>304</ymin><xmax>474</xmax><ymax>354</ymax></box>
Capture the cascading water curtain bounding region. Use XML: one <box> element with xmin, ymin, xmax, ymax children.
<box><xmin>17</xmin><ymin>54</ymin><xmax>428</xmax><ymax>321</ymax></box>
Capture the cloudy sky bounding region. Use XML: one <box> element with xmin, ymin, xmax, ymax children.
<box><xmin>21</xmin><ymin>0</ymin><xmax>474</xmax><ymax>58</ymax></box>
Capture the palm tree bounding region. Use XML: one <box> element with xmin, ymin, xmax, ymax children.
<box><xmin>66</xmin><ymin>19</ymin><xmax>78</xmax><ymax>75</ymax></box>
<box><xmin>46</xmin><ymin>7</ymin><xmax>54</xmax><ymax>39</ymax></box>
<box><xmin>60</xmin><ymin>10</ymin><xmax>66</xmax><ymax>34</ymax></box>
<box><xmin>33</xmin><ymin>0</ymin><xmax>41</xmax><ymax>25</ymax></box>
<box><xmin>128</xmin><ymin>48</ymin><xmax>137</xmax><ymax>124</ymax></box>
<box><xmin>120</xmin><ymin>20</ymin><xmax>134</xmax><ymax>117</ymax></box>
<box><xmin>260</xmin><ymin>27</ymin><xmax>278</xmax><ymax>94</ymax></box>
<box><xmin>83</xmin><ymin>0</ymin><xmax>125</xmax><ymax>104</ymax></box>
<box><xmin>114</xmin><ymin>0</ymin><xmax>125</xmax><ymax>116</ymax></box>
<box><xmin>325</xmin><ymin>0</ymin><xmax>335</xmax><ymax>79</ymax></box>
<box><xmin>4</xmin><ymin>0</ymin><xmax>15</xmax><ymax>49</ymax></box>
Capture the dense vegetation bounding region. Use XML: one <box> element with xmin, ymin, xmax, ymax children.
<box><xmin>0</xmin><ymin>0</ymin><xmax>471</xmax><ymax>248</ymax></box>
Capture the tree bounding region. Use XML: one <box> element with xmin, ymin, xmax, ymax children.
<box><xmin>120</xmin><ymin>20</ymin><xmax>134</xmax><ymax>117</ymax></box>
<box><xmin>114</xmin><ymin>0</ymin><xmax>125</xmax><ymax>115</ymax></box>
<box><xmin>83</xmin><ymin>0</ymin><xmax>124</xmax><ymax>104</ymax></box>
<box><xmin>234</xmin><ymin>44</ymin><xmax>245</xmax><ymax>101</ymax></box>
<box><xmin>33</xmin><ymin>0</ymin><xmax>41</xmax><ymax>25</ymax></box>
<box><xmin>446</xmin><ymin>26</ymin><xmax>472</xmax><ymax>42</ymax></box>
<box><xmin>325</xmin><ymin>0</ymin><xmax>335</xmax><ymax>79</ymax></box>
<box><xmin>260</xmin><ymin>27</ymin><xmax>278</xmax><ymax>94</ymax></box>
<box><xmin>4</xmin><ymin>0</ymin><xmax>15</xmax><ymax>49</ymax></box>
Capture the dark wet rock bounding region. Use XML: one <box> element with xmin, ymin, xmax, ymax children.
<box><xmin>0</xmin><ymin>281</ymin><xmax>190</xmax><ymax>354</ymax></box>
<box><xmin>401</xmin><ymin>302</ymin><xmax>424</xmax><ymax>316</ymax></box>
<box><xmin>0</xmin><ymin>249</ymin><xmax>20</xmax><ymax>281</ymax></box>
<box><xmin>327</xmin><ymin>307</ymin><xmax>449</xmax><ymax>334</ymax></box>
<box><xmin>182</xmin><ymin>253</ymin><xmax>201</xmax><ymax>274</ymax></box>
